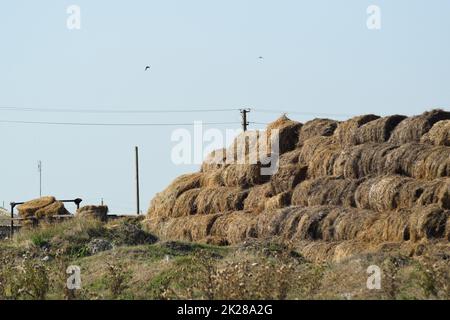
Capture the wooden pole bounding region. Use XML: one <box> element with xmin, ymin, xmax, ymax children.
<box><xmin>135</xmin><ymin>146</ymin><xmax>140</xmax><ymax>215</ymax></box>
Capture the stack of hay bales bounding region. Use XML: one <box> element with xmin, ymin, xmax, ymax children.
<box><xmin>17</xmin><ymin>196</ymin><xmax>70</xmax><ymax>225</ymax></box>
<box><xmin>145</xmin><ymin>110</ymin><xmax>450</xmax><ymax>262</ymax></box>
<box><xmin>76</xmin><ymin>205</ymin><xmax>109</xmax><ymax>222</ymax></box>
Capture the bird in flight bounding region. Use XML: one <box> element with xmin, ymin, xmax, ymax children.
<box><xmin>145</xmin><ymin>66</ymin><xmax>151</xmax><ymax>71</ymax></box>
<box><xmin>258</xmin><ymin>56</ymin><xmax>264</xmax><ymax>60</ymax></box>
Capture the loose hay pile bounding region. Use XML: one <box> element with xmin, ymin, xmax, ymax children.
<box><xmin>17</xmin><ymin>196</ymin><xmax>69</xmax><ymax>220</ymax></box>
<box><xmin>145</xmin><ymin>110</ymin><xmax>450</xmax><ymax>262</ymax></box>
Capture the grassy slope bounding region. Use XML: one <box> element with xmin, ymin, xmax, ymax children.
<box><xmin>0</xmin><ymin>217</ymin><xmax>449</xmax><ymax>300</ymax></box>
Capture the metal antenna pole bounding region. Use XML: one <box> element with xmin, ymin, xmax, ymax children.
<box><xmin>38</xmin><ymin>161</ymin><xmax>42</xmax><ymax>197</ymax></box>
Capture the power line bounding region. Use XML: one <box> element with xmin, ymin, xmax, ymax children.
<box><xmin>0</xmin><ymin>119</ymin><xmax>240</xmax><ymax>126</ymax></box>
<box><xmin>0</xmin><ymin>106</ymin><xmax>239</xmax><ymax>114</ymax></box>
<box><xmin>252</xmin><ymin>109</ymin><xmax>354</xmax><ymax>118</ymax></box>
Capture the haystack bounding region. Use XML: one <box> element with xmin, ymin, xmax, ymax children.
<box><xmin>221</xmin><ymin>163</ymin><xmax>269</xmax><ymax>188</ymax></box>
<box><xmin>420</xmin><ymin>120</ymin><xmax>450</xmax><ymax>146</ymax></box>
<box><xmin>35</xmin><ymin>201</ymin><xmax>69</xmax><ymax>219</ymax></box>
<box><xmin>201</xmin><ymin>148</ymin><xmax>227</xmax><ymax>172</ymax></box>
<box><xmin>351</xmin><ymin>115</ymin><xmax>407</xmax><ymax>145</ymax></box>
<box><xmin>354</xmin><ymin>176</ymin><xmax>450</xmax><ymax>212</ymax></box>
<box><xmin>389</xmin><ymin>109</ymin><xmax>450</xmax><ymax>144</ymax></box>
<box><xmin>266</xmin><ymin>115</ymin><xmax>302</xmax><ymax>154</ymax></box>
<box><xmin>76</xmin><ymin>205</ymin><xmax>109</xmax><ymax>222</ymax></box>
<box><xmin>243</xmin><ymin>183</ymin><xmax>274</xmax><ymax>213</ymax></box>
<box><xmin>210</xmin><ymin>211</ymin><xmax>258</xmax><ymax>244</ymax></box>
<box><xmin>270</xmin><ymin>164</ymin><xmax>307</xmax><ymax>194</ymax></box>
<box><xmin>17</xmin><ymin>196</ymin><xmax>56</xmax><ymax>218</ymax></box>
<box><xmin>144</xmin><ymin>110</ymin><xmax>450</xmax><ymax>257</ymax></box>
<box><xmin>195</xmin><ymin>187</ymin><xmax>248</xmax><ymax>215</ymax></box>
<box><xmin>298</xmin><ymin>118</ymin><xmax>339</xmax><ymax>145</ymax></box>
<box><xmin>333</xmin><ymin>114</ymin><xmax>380</xmax><ymax>145</ymax></box>
<box><xmin>292</xmin><ymin>177</ymin><xmax>364</xmax><ymax>207</ymax></box>
<box><xmin>147</xmin><ymin>173</ymin><xmax>202</xmax><ymax>217</ymax></box>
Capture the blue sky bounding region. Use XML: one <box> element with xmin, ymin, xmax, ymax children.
<box><xmin>0</xmin><ymin>1</ymin><xmax>449</xmax><ymax>213</ymax></box>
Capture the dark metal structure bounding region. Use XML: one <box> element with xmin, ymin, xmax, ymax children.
<box><xmin>9</xmin><ymin>198</ymin><xmax>82</xmax><ymax>237</ymax></box>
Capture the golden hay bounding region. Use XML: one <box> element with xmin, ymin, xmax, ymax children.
<box><xmin>270</xmin><ymin>164</ymin><xmax>307</xmax><ymax>194</ymax></box>
<box><xmin>292</xmin><ymin>177</ymin><xmax>364</xmax><ymax>207</ymax></box>
<box><xmin>201</xmin><ymin>148</ymin><xmax>227</xmax><ymax>172</ymax></box>
<box><xmin>278</xmin><ymin>149</ymin><xmax>301</xmax><ymax>166</ymax></box>
<box><xmin>355</xmin><ymin>176</ymin><xmax>450</xmax><ymax>212</ymax></box>
<box><xmin>420</xmin><ymin>120</ymin><xmax>450</xmax><ymax>146</ymax></box>
<box><xmin>171</xmin><ymin>188</ymin><xmax>201</xmax><ymax>217</ymax></box>
<box><xmin>266</xmin><ymin>115</ymin><xmax>302</xmax><ymax>154</ymax></box>
<box><xmin>144</xmin><ymin>110</ymin><xmax>450</xmax><ymax>254</ymax></box>
<box><xmin>298</xmin><ymin>118</ymin><xmax>339</xmax><ymax>145</ymax></box>
<box><xmin>221</xmin><ymin>163</ymin><xmax>269</xmax><ymax>188</ymax></box>
<box><xmin>210</xmin><ymin>211</ymin><xmax>258</xmax><ymax>244</ymax></box>
<box><xmin>255</xmin><ymin>205</ymin><xmax>449</xmax><ymax>243</ymax></box>
<box><xmin>333</xmin><ymin>114</ymin><xmax>380</xmax><ymax>145</ymax></box>
<box><xmin>76</xmin><ymin>205</ymin><xmax>109</xmax><ymax>222</ymax></box>
<box><xmin>196</xmin><ymin>187</ymin><xmax>249</xmax><ymax>215</ymax></box>
<box><xmin>385</xmin><ymin>143</ymin><xmax>450</xmax><ymax>180</ymax></box>
<box><xmin>147</xmin><ymin>173</ymin><xmax>202</xmax><ymax>217</ymax></box>
<box><xmin>264</xmin><ymin>192</ymin><xmax>292</xmax><ymax>212</ymax></box>
<box><xmin>17</xmin><ymin>196</ymin><xmax>56</xmax><ymax>218</ymax></box>
<box><xmin>243</xmin><ymin>183</ymin><xmax>274</xmax><ymax>213</ymax></box>
<box><xmin>35</xmin><ymin>201</ymin><xmax>69</xmax><ymax>219</ymax></box>
<box><xmin>298</xmin><ymin>136</ymin><xmax>336</xmax><ymax>166</ymax></box>
<box><xmin>200</xmin><ymin>169</ymin><xmax>225</xmax><ymax>188</ymax></box>
<box><xmin>352</xmin><ymin>115</ymin><xmax>407</xmax><ymax>145</ymax></box>
<box><xmin>389</xmin><ymin>109</ymin><xmax>450</xmax><ymax>144</ymax></box>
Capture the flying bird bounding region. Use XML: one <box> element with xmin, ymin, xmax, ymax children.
<box><xmin>145</xmin><ymin>66</ymin><xmax>151</xmax><ymax>71</ymax></box>
<box><xmin>258</xmin><ymin>56</ymin><xmax>264</xmax><ymax>60</ymax></box>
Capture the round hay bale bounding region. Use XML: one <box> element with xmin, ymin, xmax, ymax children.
<box><xmin>355</xmin><ymin>176</ymin><xmax>450</xmax><ymax>212</ymax></box>
<box><xmin>266</xmin><ymin>115</ymin><xmax>303</xmax><ymax>154</ymax></box>
<box><xmin>264</xmin><ymin>192</ymin><xmax>292</xmax><ymax>212</ymax></box>
<box><xmin>147</xmin><ymin>173</ymin><xmax>202</xmax><ymax>217</ymax></box>
<box><xmin>270</xmin><ymin>164</ymin><xmax>307</xmax><ymax>194</ymax></box>
<box><xmin>389</xmin><ymin>109</ymin><xmax>450</xmax><ymax>144</ymax></box>
<box><xmin>333</xmin><ymin>114</ymin><xmax>380</xmax><ymax>145</ymax></box>
<box><xmin>408</xmin><ymin>206</ymin><xmax>449</xmax><ymax>242</ymax></box>
<box><xmin>352</xmin><ymin>115</ymin><xmax>407</xmax><ymax>145</ymax></box>
<box><xmin>201</xmin><ymin>148</ymin><xmax>227</xmax><ymax>172</ymax></box>
<box><xmin>17</xmin><ymin>196</ymin><xmax>56</xmax><ymax>218</ymax></box>
<box><xmin>196</xmin><ymin>187</ymin><xmax>249</xmax><ymax>215</ymax></box>
<box><xmin>35</xmin><ymin>201</ymin><xmax>69</xmax><ymax>219</ymax></box>
<box><xmin>292</xmin><ymin>177</ymin><xmax>364</xmax><ymax>207</ymax></box>
<box><xmin>278</xmin><ymin>148</ymin><xmax>301</xmax><ymax>166</ymax></box>
<box><xmin>200</xmin><ymin>169</ymin><xmax>225</xmax><ymax>188</ymax></box>
<box><xmin>77</xmin><ymin>205</ymin><xmax>109</xmax><ymax>222</ymax></box>
<box><xmin>420</xmin><ymin>120</ymin><xmax>450</xmax><ymax>146</ymax></box>
<box><xmin>171</xmin><ymin>188</ymin><xmax>201</xmax><ymax>217</ymax></box>
<box><xmin>385</xmin><ymin>143</ymin><xmax>450</xmax><ymax>180</ymax></box>
<box><xmin>221</xmin><ymin>163</ymin><xmax>269</xmax><ymax>188</ymax></box>
<box><xmin>210</xmin><ymin>211</ymin><xmax>258</xmax><ymax>244</ymax></box>
<box><xmin>244</xmin><ymin>183</ymin><xmax>274</xmax><ymax>213</ymax></box>
<box><xmin>298</xmin><ymin>118</ymin><xmax>339</xmax><ymax>145</ymax></box>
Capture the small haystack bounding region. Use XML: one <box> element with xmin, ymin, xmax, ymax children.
<box><xmin>420</xmin><ymin>120</ymin><xmax>450</xmax><ymax>146</ymax></box>
<box><xmin>77</xmin><ymin>205</ymin><xmax>109</xmax><ymax>222</ymax></box>
<box><xmin>389</xmin><ymin>109</ymin><xmax>450</xmax><ymax>144</ymax></box>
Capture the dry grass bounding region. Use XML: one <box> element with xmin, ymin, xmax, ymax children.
<box><xmin>421</xmin><ymin>120</ymin><xmax>450</xmax><ymax>146</ymax></box>
<box><xmin>389</xmin><ymin>109</ymin><xmax>450</xmax><ymax>144</ymax></box>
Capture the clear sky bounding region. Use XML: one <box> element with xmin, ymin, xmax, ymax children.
<box><xmin>0</xmin><ymin>0</ymin><xmax>449</xmax><ymax>213</ymax></box>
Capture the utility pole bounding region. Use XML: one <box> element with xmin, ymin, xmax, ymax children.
<box><xmin>135</xmin><ymin>146</ymin><xmax>140</xmax><ymax>215</ymax></box>
<box><xmin>240</xmin><ymin>108</ymin><xmax>250</xmax><ymax>132</ymax></box>
<box><xmin>38</xmin><ymin>161</ymin><xmax>42</xmax><ymax>197</ymax></box>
